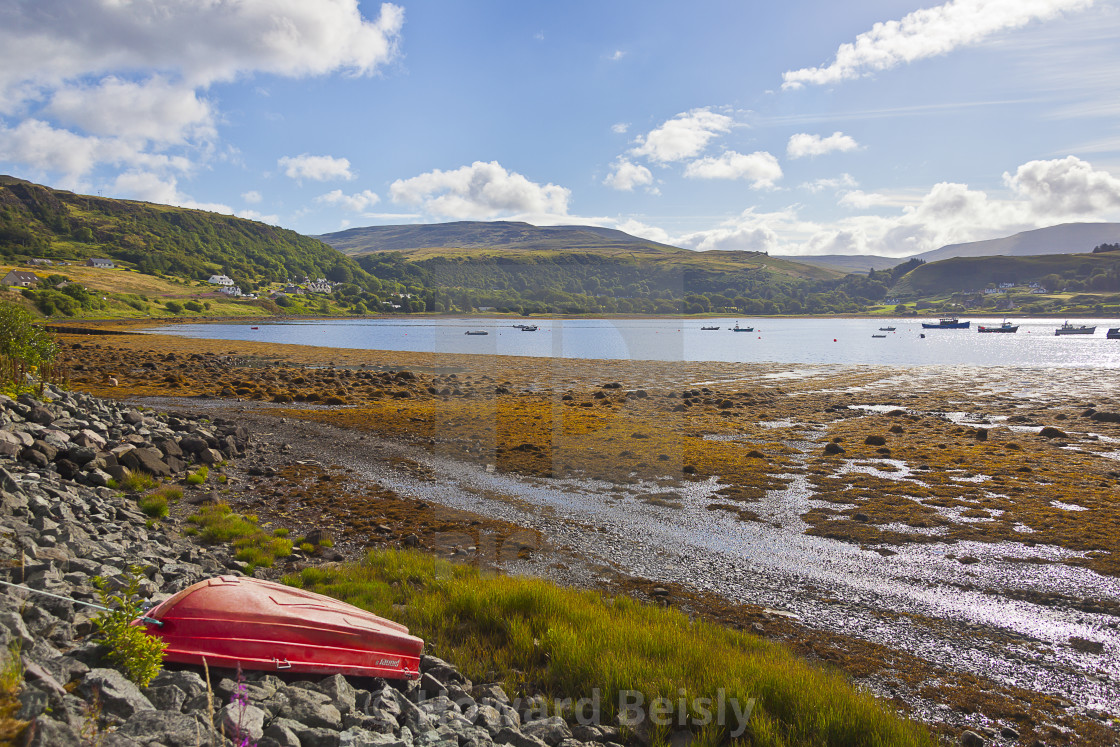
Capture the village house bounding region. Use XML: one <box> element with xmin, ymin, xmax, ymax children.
<box><xmin>86</xmin><ymin>258</ymin><xmax>114</xmax><ymax>269</ymax></box>
<box><xmin>26</xmin><ymin>258</ymin><xmax>52</xmax><ymax>266</ymax></box>
<box><xmin>220</xmin><ymin>285</ymin><xmax>243</xmax><ymax>297</ymax></box>
<box><xmin>305</xmin><ymin>280</ymin><xmax>333</xmax><ymax>294</ymax></box>
<box><xmin>283</xmin><ymin>284</ymin><xmax>304</xmax><ymax>295</ymax></box>
<box><xmin>207</xmin><ymin>274</ymin><xmax>234</xmax><ymax>286</ymax></box>
<box><xmin>2</xmin><ymin>270</ymin><xmax>38</xmax><ymax>288</ymax></box>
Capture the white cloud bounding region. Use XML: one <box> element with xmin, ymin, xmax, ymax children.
<box><xmin>782</xmin><ymin>0</ymin><xmax>1094</xmax><ymax>89</ymax></box>
<box><xmin>0</xmin><ymin>1</ymin><xmax>402</xmax><ymax>192</ymax></box>
<box><xmin>1004</xmin><ymin>155</ymin><xmax>1120</xmax><ymax>214</ymax></box>
<box><xmin>46</xmin><ymin>76</ymin><xmax>214</xmax><ymax>144</ymax></box>
<box><xmin>603</xmin><ymin>159</ymin><xmax>654</xmax><ymax>191</ymax></box>
<box><xmin>609</xmin><ymin>50</ymin><xmax>626</xmax><ymax>61</ymax></box>
<box><xmin>613</xmin><ymin>219</ymin><xmax>673</xmax><ymax>245</ymax></box>
<box><xmin>279</xmin><ymin>154</ymin><xmax>355</xmax><ymax>182</ymax></box>
<box><xmin>676</xmin><ymin>157</ymin><xmax>1120</xmax><ymax>257</ymax></box>
<box><xmin>112</xmin><ymin>171</ymin><xmax>232</xmax><ymax>214</ymax></box>
<box><xmin>801</xmin><ymin>174</ymin><xmax>858</xmax><ymax>193</ymax></box>
<box><xmin>242</xmin><ymin>190</ymin><xmax>263</xmax><ymax>204</ymax></box>
<box><xmin>630</xmin><ymin>108</ymin><xmax>733</xmax><ymax>163</ymax></box>
<box><xmin>389</xmin><ymin>160</ymin><xmax>570</xmax><ymax>220</ymax></box>
<box><xmin>611</xmin><ymin>122</ymin><xmax>629</xmax><ymax>134</ymax></box>
<box><xmin>683</xmin><ymin>151</ymin><xmax>782</xmax><ymax>187</ymax></box>
<box><xmin>0</xmin><ymin>1</ymin><xmax>404</xmax><ymax>106</ymax></box>
<box><xmin>316</xmin><ymin>188</ymin><xmax>382</xmax><ymax>211</ymax></box>
<box><xmin>787</xmin><ymin>132</ymin><xmax>859</xmax><ymax>159</ymax></box>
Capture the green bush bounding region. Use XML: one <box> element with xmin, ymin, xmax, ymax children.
<box><xmin>137</xmin><ymin>494</ymin><xmax>168</xmax><ymax>519</ymax></box>
<box><xmin>92</xmin><ymin>567</ymin><xmax>167</xmax><ymax>687</ymax></box>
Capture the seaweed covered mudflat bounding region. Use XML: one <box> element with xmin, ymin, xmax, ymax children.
<box><xmin>60</xmin><ymin>328</ymin><xmax>1120</xmax><ymax>744</ymax></box>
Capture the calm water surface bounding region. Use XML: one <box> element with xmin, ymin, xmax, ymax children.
<box><xmin>150</xmin><ymin>316</ymin><xmax>1120</xmax><ymax>368</ymax></box>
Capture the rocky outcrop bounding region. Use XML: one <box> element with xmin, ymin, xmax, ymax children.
<box><xmin>0</xmin><ymin>388</ymin><xmax>624</xmax><ymax>747</ymax></box>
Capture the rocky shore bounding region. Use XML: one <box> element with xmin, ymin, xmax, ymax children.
<box><xmin>0</xmin><ymin>387</ymin><xmax>625</xmax><ymax>747</ymax></box>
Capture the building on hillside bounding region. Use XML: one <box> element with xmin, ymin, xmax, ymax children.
<box><xmin>27</xmin><ymin>258</ymin><xmax>52</xmax><ymax>266</ymax></box>
<box><xmin>207</xmin><ymin>274</ymin><xmax>234</xmax><ymax>286</ymax></box>
<box><xmin>283</xmin><ymin>284</ymin><xmax>304</xmax><ymax>295</ymax></box>
<box><xmin>220</xmin><ymin>285</ymin><xmax>243</xmax><ymax>297</ymax></box>
<box><xmin>2</xmin><ymin>270</ymin><xmax>38</xmax><ymax>288</ymax></box>
<box><xmin>86</xmin><ymin>258</ymin><xmax>114</xmax><ymax>269</ymax></box>
<box><xmin>305</xmin><ymin>281</ymin><xmax>333</xmax><ymax>294</ymax></box>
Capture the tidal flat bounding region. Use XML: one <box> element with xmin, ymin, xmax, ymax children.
<box><xmin>59</xmin><ymin>327</ymin><xmax>1120</xmax><ymax>745</ymax></box>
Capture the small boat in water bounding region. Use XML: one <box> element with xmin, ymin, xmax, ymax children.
<box><xmin>878</xmin><ymin>326</ymin><xmax>896</xmax><ymax>331</ymax></box>
<box><xmin>978</xmin><ymin>320</ymin><xmax>1019</xmax><ymax>333</ymax></box>
<box><xmin>134</xmin><ymin>576</ymin><xmax>423</xmax><ymax>679</ymax></box>
<box><xmin>921</xmin><ymin>317</ymin><xmax>970</xmax><ymax>329</ymax></box>
<box><xmin>465</xmin><ymin>330</ymin><xmax>489</xmax><ymax>335</ymax></box>
<box><xmin>872</xmin><ymin>334</ymin><xmax>887</xmax><ymax>338</ymax></box>
<box><xmin>515</xmin><ymin>324</ymin><xmax>539</xmax><ymax>332</ymax></box>
<box><xmin>700</xmin><ymin>326</ymin><xmax>720</xmax><ymax>331</ymax></box>
<box><xmin>731</xmin><ymin>322</ymin><xmax>754</xmax><ymax>332</ymax></box>
<box><xmin>1055</xmin><ymin>321</ymin><xmax>1095</xmax><ymax>336</ymax></box>
<box><xmin>1107</xmin><ymin>328</ymin><xmax>1120</xmax><ymax>339</ymax></box>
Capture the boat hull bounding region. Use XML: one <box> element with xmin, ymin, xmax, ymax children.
<box><xmin>135</xmin><ymin>576</ymin><xmax>423</xmax><ymax>680</ymax></box>
<box><xmin>921</xmin><ymin>321</ymin><xmax>970</xmax><ymax>329</ymax></box>
<box><xmin>1108</xmin><ymin>328</ymin><xmax>1120</xmax><ymax>339</ymax></box>
<box><xmin>1055</xmin><ymin>327</ymin><xmax>1095</xmax><ymax>336</ymax></box>
<box><xmin>978</xmin><ymin>325</ymin><xmax>1018</xmax><ymax>333</ymax></box>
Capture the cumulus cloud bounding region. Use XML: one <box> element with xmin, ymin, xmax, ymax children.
<box><xmin>782</xmin><ymin>0</ymin><xmax>1093</xmax><ymax>89</ymax></box>
<box><xmin>279</xmin><ymin>154</ymin><xmax>355</xmax><ymax>182</ymax></box>
<box><xmin>0</xmin><ymin>1</ymin><xmax>402</xmax><ymax>194</ymax></box>
<box><xmin>677</xmin><ymin>157</ymin><xmax>1120</xmax><ymax>257</ymax></box>
<box><xmin>237</xmin><ymin>208</ymin><xmax>279</xmax><ymax>224</ymax></box>
<box><xmin>0</xmin><ymin>1</ymin><xmax>404</xmax><ymax>105</ymax></box>
<box><xmin>1004</xmin><ymin>155</ymin><xmax>1120</xmax><ymax>214</ymax></box>
<box><xmin>609</xmin><ymin>50</ymin><xmax>626</xmax><ymax>61</ymax></box>
<box><xmin>683</xmin><ymin>151</ymin><xmax>782</xmax><ymax>187</ymax></box>
<box><xmin>603</xmin><ymin>159</ymin><xmax>654</xmax><ymax>191</ymax></box>
<box><xmin>46</xmin><ymin>77</ymin><xmax>214</xmax><ymax>144</ymax></box>
<box><xmin>389</xmin><ymin>160</ymin><xmax>570</xmax><ymax>220</ymax></box>
<box><xmin>316</xmin><ymin>188</ymin><xmax>382</xmax><ymax>211</ymax></box>
<box><xmin>630</xmin><ymin>108</ymin><xmax>733</xmax><ymax>163</ymax></box>
<box><xmin>242</xmin><ymin>190</ymin><xmax>263</xmax><ymax>204</ymax></box>
<box><xmin>787</xmin><ymin>131</ymin><xmax>859</xmax><ymax>159</ymax></box>
<box><xmin>611</xmin><ymin>122</ymin><xmax>629</xmax><ymax>134</ymax></box>
<box><xmin>801</xmin><ymin>174</ymin><xmax>858</xmax><ymax>193</ymax></box>
<box><xmin>613</xmin><ymin>218</ymin><xmax>673</xmax><ymax>245</ymax></box>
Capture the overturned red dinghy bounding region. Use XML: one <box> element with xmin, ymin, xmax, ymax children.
<box><xmin>134</xmin><ymin>576</ymin><xmax>422</xmax><ymax>680</ymax></box>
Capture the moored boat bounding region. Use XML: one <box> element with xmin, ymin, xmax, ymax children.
<box><xmin>871</xmin><ymin>334</ymin><xmax>887</xmax><ymax>338</ymax></box>
<box><xmin>700</xmin><ymin>326</ymin><xmax>720</xmax><ymax>330</ymax></box>
<box><xmin>515</xmin><ymin>324</ymin><xmax>539</xmax><ymax>331</ymax></box>
<box><xmin>134</xmin><ymin>576</ymin><xmax>423</xmax><ymax>679</ymax></box>
<box><xmin>921</xmin><ymin>318</ymin><xmax>970</xmax><ymax>329</ymax></box>
<box><xmin>878</xmin><ymin>326</ymin><xmax>896</xmax><ymax>331</ymax></box>
<box><xmin>465</xmin><ymin>330</ymin><xmax>489</xmax><ymax>335</ymax></box>
<box><xmin>1054</xmin><ymin>321</ymin><xmax>1095</xmax><ymax>336</ymax></box>
<box><xmin>1108</xmin><ymin>328</ymin><xmax>1120</xmax><ymax>339</ymax></box>
<box><xmin>978</xmin><ymin>321</ymin><xmax>1018</xmax><ymax>333</ymax></box>
<box><xmin>731</xmin><ymin>322</ymin><xmax>754</xmax><ymax>332</ymax></box>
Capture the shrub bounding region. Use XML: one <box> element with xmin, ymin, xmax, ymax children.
<box><xmin>186</xmin><ymin>465</ymin><xmax>209</xmax><ymax>485</ymax></box>
<box><xmin>91</xmin><ymin>567</ymin><xmax>167</xmax><ymax>686</ymax></box>
<box><xmin>184</xmin><ymin>301</ymin><xmax>203</xmax><ymax>313</ymax></box>
<box><xmin>121</xmin><ymin>471</ymin><xmax>159</xmax><ymax>492</ymax></box>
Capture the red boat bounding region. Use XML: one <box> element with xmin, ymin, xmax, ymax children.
<box><xmin>134</xmin><ymin>576</ymin><xmax>422</xmax><ymax>680</ymax></box>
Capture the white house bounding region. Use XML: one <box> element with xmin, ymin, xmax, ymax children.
<box><xmin>220</xmin><ymin>285</ymin><xmax>243</xmax><ymax>297</ymax></box>
<box><xmin>2</xmin><ymin>270</ymin><xmax>38</xmax><ymax>288</ymax></box>
<box><xmin>86</xmin><ymin>258</ymin><xmax>114</xmax><ymax>269</ymax></box>
<box><xmin>207</xmin><ymin>274</ymin><xmax>234</xmax><ymax>286</ymax></box>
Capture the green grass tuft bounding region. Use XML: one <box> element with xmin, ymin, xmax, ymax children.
<box><xmin>287</xmin><ymin>550</ymin><xmax>934</xmax><ymax>747</ymax></box>
<box><xmin>187</xmin><ymin>502</ymin><xmax>291</xmax><ymax>570</ymax></box>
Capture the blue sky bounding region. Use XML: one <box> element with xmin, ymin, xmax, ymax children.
<box><xmin>2</xmin><ymin>0</ymin><xmax>1120</xmax><ymax>257</ymax></box>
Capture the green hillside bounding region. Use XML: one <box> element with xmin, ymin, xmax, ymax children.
<box><xmin>893</xmin><ymin>252</ymin><xmax>1120</xmax><ymax>296</ymax></box>
<box><xmin>0</xmin><ymin>175</ymin><xmax>366</xmax><ymax>288</ymax></box>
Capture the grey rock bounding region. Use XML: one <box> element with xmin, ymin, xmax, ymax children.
<box><xmin>316</xmin><ymin>672</ymin><xmax>358</xmax><ymax>715</ymax></box>
<box><xmin>144</xmin><ymin>683</ymin><xmax>188</xmax><ymax>712</ymax></box>
<box><xmin>340</xmin><ymin>728</ymin><xmax>413</xmax><ymax>747</ymax></box>
<box><xmin>16</xmin><ymin>688</ymin><xmax>50</xmax><ymax>720</ymax></box>
<box><xmin>470</xmin><ymin>704</ymin><xmax>505</xmax><ymax>736</ymax></box>
<box><xmin>521</xmin><ymin>716</ymin><xmax>573</xmax><ymax>747</ymax></box>
<box><xmin>262</xmin><ymin>719</ymin><xmax>303</xmax><ymax>747</ymax></box>
<box><xmin>18</xmin><ymin>715</ymin><xmax>81</xmax><ymax>746</ymax></box>
<box><xmin>493</xmin><ymin>726</ymin><xmax>550</xmax><ymax>747</ymax></box>
<box><xmin>473</xmin><ymin>683</ymin><xmax>511</xmax><ymax>705</ymax></box>
<box><xmin>79</xmin><ymin>667</ymin><xmax>155</xmax><ymax>720</ymax></box>
<box><xmin>278</xmin><ymin>687</ymin><xmax>343</xmax><ymax>730</ymax></box>
<box><xmin>959</xmin><ymin>731</ymin><xmax>985</xmax><ymax>747</ymax></box>
<box><xmin>219</xmin><ymin>701</ymin><xmax>267</xmax><ymax>742</ymax></box>
<box><xmin>288</xmin><ymin>724</ymin><xmax>342</xmax><ymax>747</ymax></box>
<box><xmin>118</xmin><ymin>710</ymin><xmax>214</xmax><ymax>747</ymax></box>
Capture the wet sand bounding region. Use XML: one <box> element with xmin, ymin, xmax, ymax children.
<box><xmin>57</xmin><ymin>327</ymin><xmax>1120</xmax><ymax>744</ymax></box>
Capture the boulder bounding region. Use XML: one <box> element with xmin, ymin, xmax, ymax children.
<box><xmin>79</xmin><ymin>668</ymin><xmax>155</xmax><ymax>720</ymax></box>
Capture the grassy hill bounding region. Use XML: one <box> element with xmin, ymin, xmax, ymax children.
<box><xmin>892</xmin><ymin>251</ymin><xmax>1120</xmax><ymax>296</ymax></box>
<box><xmin>0</xmin><ymin>175</ymin><xmax>366</xmax><ymax>288</ymax></box>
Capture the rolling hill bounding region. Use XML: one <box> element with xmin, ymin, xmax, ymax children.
<box><xmin>891</xmin><ymin>251</ymin><xmax>1120</xmax><ymax>296</ymax></box>
<box><xmin>0</xmin><ymin>175</ymin><xmax>367</xmax><ymax>287</ymax></box>
<box><xmin>912</xmin><ymin>223</ymin><xmax>1120</xmax><ymax>263</ymax></box>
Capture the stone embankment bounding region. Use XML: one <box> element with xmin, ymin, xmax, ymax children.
<box><xmin>0</xmin><ymin>387</ymin><xmax>624</xmax><ymax>747</ymax></box>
